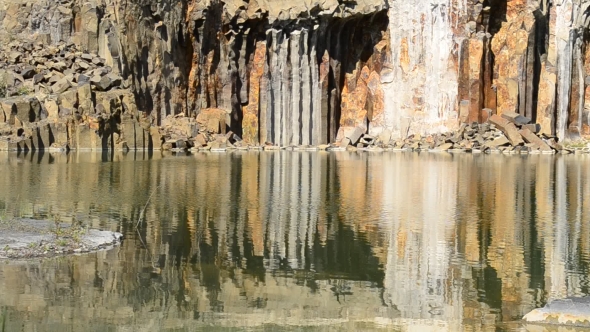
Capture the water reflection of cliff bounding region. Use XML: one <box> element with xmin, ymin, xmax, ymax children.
<box><xmin>0</xmin><ymin>151</ymin><xmax>589</xmax><ymax>331</ymax></box>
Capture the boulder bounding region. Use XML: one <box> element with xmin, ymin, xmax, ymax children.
<box><xmin>8</xmin><ymin>51</ymin><xmax>22</xmax><ymax>63</ymax></box>
<box><xmin>92</xmin><ymin>74</ymin><xmax>118</xmax><ymax>91</ymax></box>
<box><xmin>377</xmin><ymin>129</ymin><xmax>392</xmax><ymax>144</ymax></box>
<box><xmin>346</xmin><ymin>126</ymin><xmax>366</xmax><ymax>145</ymax></box>
<box><xmin>335</xmin><ymin>126</ymin><xmax>355</xmax><ymax>142</ymax></box>
<box><xmin>20</xmin><ymin>66</ymin><xmax>36</xmax><ymax>79</ymax></box>
<box><xmin>194</xmin><ymin>133</ymin><xmax>207</xmax><ymax>146</ymax></box>
<box><xmin>0</xmin><ymin>69</ymin><xmax>16</xmax><ymax>89</ymax></box>
<box><xmin>77</xmin><ymin>74</ymin><xmax>91</xmax><ymax>85</ymax></box>
<box><xmin>50</xmin><ymin>122</ymin><xmax>69</xmax><ymax>146</ymax></box>
<box><xmin>49</xmin><ymin>61</ymin><xmax>68</xmax><ymax>72</ymax></box>
<box><xmin>33</xmin><ymin>73</ymin><xmax>45</xmax><ymax>84</ymax></box>
<box><xmin>435</xmin><ymin>143</ymin><xmax>453</xmax><ymax>151</ymax></box>
<box><xmin>519</xmin><ymin>128</ymin><xmax>552</xmax><ymax>151</ymax></box>
<box><xmin>501</xmin><ymin>111</ymin><xmax>531</xmax><ymax>126</ymax></box>
<box><xmin>522</xmin><ymin>123</ymin><xmax>541</xmax><ymax>133</ymax></box>
<box><xmin>106</xmin><ymin>73</ymin><xmax>122</xmax><ymax>87</ymax></box>
<box><xmin>488</xmin><ymin>114</ymin><xmax>524</xmax><ymax>146</ymax></box>
<box><xmin>196</xmin><ymin>108</ymin><xmax>230</xmax><ymax>134</ymax></box>
<box><xmin>92</xmin><ymin>57</ymin><xmax>105</xmax><ymax>66</ymax></box>
<box><xmin>52</xmin><ymin>77</ymin><xmax>72</xmax><ymax>94</ymax></box>
<box><xmin>484</xmin><ymin>135</ymin><xmax>510</xmax><ymax>148</ymax></box>
<box><xmin>77</xmin><ymin>83</ymin><xmax>93</xmax><ymax>115</ymax></box>
<box><xmin>58</xmin><ymin>89</ymin><xmax>78</xmax><ymax>110</ymax></box>
<box><xmin>44</xmin><ymin>99</ymin><xmax>59</xmax><ymax>119</ymax></box>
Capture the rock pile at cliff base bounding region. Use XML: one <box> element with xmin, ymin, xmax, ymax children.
<box><xmin>334</xmin><ymin>111</ymin><xmax>589</xmax><ymax>154</ymax></box>
<box><xmin>0</xmin><ymin>39</ymin><xmax>156</xmax><ymax>152</ymax></box>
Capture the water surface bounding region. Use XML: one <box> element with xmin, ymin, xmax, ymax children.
<box><xmin>1</xmin><ymin>150</ymin><xmax>590</xmax><ymax>331</ymax></box>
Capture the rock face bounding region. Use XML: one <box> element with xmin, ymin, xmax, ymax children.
<box><xmin>0</xmin><ymin>0</ymin><xmax>589</xmax><ymax>149</ymax></box>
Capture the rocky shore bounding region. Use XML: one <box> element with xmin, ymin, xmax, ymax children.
<box><xmin>330</xmin><ymin>112</ymin><xmax>590</xmax><ymax>155</ymax></box>
<box><xmin>0</xmin><ymin>218</ymin><xmax>122</xmax><ymax>259</ymax></box>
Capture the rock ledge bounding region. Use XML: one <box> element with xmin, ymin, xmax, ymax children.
<box><xmin>0</xmin><ymin>218</ymin><xmax>122</xmax><ymax>259</ymax></box>
<box><xmin>523</xmin><ymin>297</ymin><xmax>590</xmax><ymax>327</ymax></box>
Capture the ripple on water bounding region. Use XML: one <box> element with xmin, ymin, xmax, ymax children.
<box><xmin>0</xmin><ymin>151</ymin><xmax>589</xmax><ymax>331</ymax></box>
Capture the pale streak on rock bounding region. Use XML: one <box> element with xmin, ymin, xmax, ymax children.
<box><xmin>290</xmin><ymin>31</ymin><xmax>301</xmax><ymax>146</ymax></box>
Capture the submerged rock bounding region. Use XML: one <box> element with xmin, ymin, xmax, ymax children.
<box><xmin>523</xmin><ymin>297</ymin><xmax>590</xmax><ymax>327</ymax></box>
<box><xmin>0</xmin><ymin>218</ymin><xmax>122</xmax><ymax>259</ymax></box>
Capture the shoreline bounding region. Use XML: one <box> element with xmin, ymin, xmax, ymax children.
<box><xmin>0</xmin><ymin>145</ymin><xmax>588</xmax><ymax>155</ymax></box>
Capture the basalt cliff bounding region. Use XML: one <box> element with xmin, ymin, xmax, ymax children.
<box><xmin>0</xmin><ymin>0</ymin><xmax>589</xmax><ymax>151</ymax></box>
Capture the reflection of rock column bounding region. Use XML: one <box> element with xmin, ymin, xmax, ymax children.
<box><xmin>548</xmin><ymin>156</ymin><xmax>568</xmax><ymax>300</ymax></box>
<box><xmin>581</xmin><ymin>156</ymin><xmax>590</xmax><ymax>260</ymax></box>
<box><xmin>486</xmin><ymin>157</ymin><xmax>531</xmax><ymax>318</ymax></box>
<box><xmin>261</xmin><ymin>152</ymin><xmax>321</xmax><ymax>270</ymax></box>
<box><xmin>288</xmin><ymin>152</ymin><xmax>301</xmax><ymax>268</ymax></box>
<box><xmin>383</xmin><ymin>154</ymin><xmax>462</xmax><ymax>326</ymax></box>
<box><xmin>307</xmin><ymin>153</ymin><xmax>322</xmax><ymax>252</ymax></box>
<box><xmin>566</xmin><ymin>156</ymin><xmax>586</xmax><ymax>293</ymax></box>
<box><xmin>266</xmin><ymin>152</ymin><xmax>285</xmax><ymax>269</ymax></box>
<box><xmin>541</xmin><ymin>156</ymin><xmax>590</xmax><ymax>300</ymax></box>
<box><xmin>242</xmin><ymin>153</ymin><xmax>263</xmax><ymax>257</ymax></box>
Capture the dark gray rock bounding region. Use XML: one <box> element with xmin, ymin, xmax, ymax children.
<box><xmin>501</xmin><ymin>111</ymin><xmax>532</xmax><ymax>126</ymax></box>
<box><xmin>33</xmin><ymin>73</ymin><xmax>44</xmax><ymax>84</ymax></box>
<box><xmin>20</xmin><ymin>65</ymin><xmax>36</xmax><ymax>79</ymax></box>
<box><xmin>77</xmin><ymin>74</ymin><xmax>91</xmax><ymax>86</ymax></box>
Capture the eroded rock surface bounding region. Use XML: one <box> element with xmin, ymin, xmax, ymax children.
<box><xmin>524</xmin><ymin>297</ymin><xmax>590</xmax><ymax>327</ymax></box>
<box><xmin>0</xmin><ymin>218</ymin><xmax>123</xmax><ymax>259</ymax></box>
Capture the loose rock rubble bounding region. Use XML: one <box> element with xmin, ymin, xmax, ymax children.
<box><xmin>0</xmin><ymin>39</ymin><xmax>159</xmax><ymax>151</ymax></box>
<box><xmin>334</xmin><ymin>111</ymin><xmax>589</xmax><ymax>154</ymax></box>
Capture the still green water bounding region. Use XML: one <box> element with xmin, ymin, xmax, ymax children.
<box><xmin>0</xmin><ymin>151</ymin><xmax>590</xmax><ymax>331</ymax></box>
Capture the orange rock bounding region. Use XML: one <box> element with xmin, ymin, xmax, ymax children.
<box><xmin>242</xmin><ymin>41</ymin><xmax>266</xmax><ymax>144</ymax></box>
<box><xmin>399</xmin><ymin>37</ymin><xmax>410</xmax><ymax>74</ymax></box>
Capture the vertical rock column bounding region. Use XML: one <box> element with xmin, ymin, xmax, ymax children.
<box><xmin>242</xmin><ymin>40</ymin><xmax>266</xmax><ymax>144</ymax></box>
<box><xmin>310</xmin><ymin>28</ymin><xmax>323</xmax><ymax>145</ymax></box>
<box><xmin>80</xmin><ymin>2</ymin><xmax>100</xmax><ymax>54</ymax></box>
<box><xmin>554</xmin><ymin>1</ymin><xmax>574</xmax><ymax>140</ymax></box>
<box><xmin>386</xmin><ymin>0</ymin><xmax>467</xmax><ymax>138</ymax></box>
<box><xmin>583</xmin><ymin>44</ymin><xmax>590</xmax><ymax>137</ymax></box>
<box><xmin>290</xmin><ymin>31</ymin><xmax>302</xmax><ymax>145</ymax></box>
<box><xmin>489</xmin><ymin>2</ymin><xmax>536</xmax><ymax>118</ymax></box>
<box><xmin>261</xmin><ymin>27</ymin><xmax>324</xmax><ymax>146</ymax></box>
